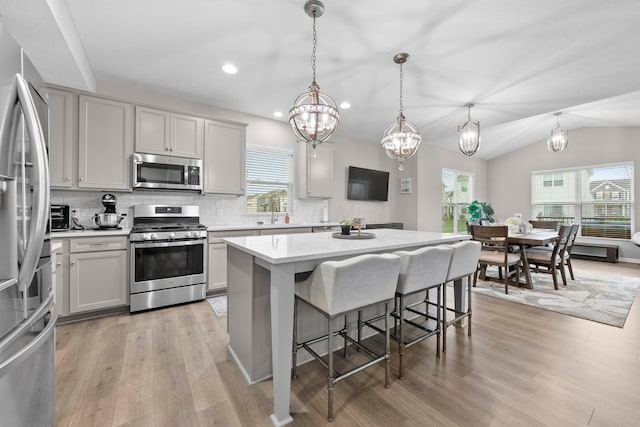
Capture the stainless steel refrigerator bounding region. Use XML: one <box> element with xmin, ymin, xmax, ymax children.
<box><xmin>0</xmin><ymin>23</ymin><xmax>55</xmax><ymax>427</ymax></box>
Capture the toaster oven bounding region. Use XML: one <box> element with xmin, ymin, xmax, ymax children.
<box><xmin>50</xmin><ymin>204</ymin><xmax>70</xmax><ymax>231</ymax></box>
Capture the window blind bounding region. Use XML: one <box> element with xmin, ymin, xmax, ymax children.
<box><xmin>531</xmin><ymin>163</ymin><xmax>633</xmax><ymax>239</ymax></box>
<box><xmin>246</xmin><ymin>146</ymin><xmax>293</xmax><ymax>214</ymax></box>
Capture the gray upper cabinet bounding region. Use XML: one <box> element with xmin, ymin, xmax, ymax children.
<box><xmin>203</xmin><ymin>119</ymin><xmax>247</xmax><ymax>195</ymax></box>
<box><xmin>78</xmin><ymin>95</ymin><xmax>133</xmax><ymax>190</ymax></box>
<box><xmin>297</xmin><ymin>142</ymin><xmax>333</xmax><ymax>198</ymax></box>
<box><xmin>48</xmin><ymin>88</ymin><xmax>74</xmax><ymax>188</ymax></box>
<box><xmin>135</xmin><ymin>106</ymin><xmax>204</xmax><ymax>158</ymax></box>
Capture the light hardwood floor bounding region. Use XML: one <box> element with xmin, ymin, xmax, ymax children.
<box><xmin>55</xmin><ymin>259</ymin><xmax>640</xmax><ymax>426</ymax></box>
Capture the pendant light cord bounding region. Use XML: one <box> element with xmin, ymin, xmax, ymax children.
<box><xmin>398</xmin><ymin>62</ymin><xmax>404</xmax><ymax>117</ymax></box>
<box><xmin>311</xmin><ymin>14</ymin><xmax>317</xmax><ymax>84</ymax></box>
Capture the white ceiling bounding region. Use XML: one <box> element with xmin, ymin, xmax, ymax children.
<box><xmin>5</xmin><ymin>0</ymin><xmax>640</xmax><ymax>159</ymax></box>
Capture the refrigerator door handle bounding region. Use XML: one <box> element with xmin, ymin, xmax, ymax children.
<box><xmin>0</xmin><ymin>278</ymin><xmax>18</xmax><ymax>293</ymax></box>
<box><xmin>0</xmin><ymin>292</ymin><xmax>53</xmax><ymax>356</ymax></box>
<box><xmin>0</xmin><ymin>311</ymin><xmax>56</xmax><ymax>378</ymax></box>
<box><xmin>14</xmin><ymin>74</ymin><xmax>50</xmax><ymax>294</ymax></box>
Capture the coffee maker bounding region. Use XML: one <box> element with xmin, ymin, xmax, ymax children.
<box><xmin>92</xmin><ymin>193</ymin><xmax>126</xmax><ymax>229</ymax></box>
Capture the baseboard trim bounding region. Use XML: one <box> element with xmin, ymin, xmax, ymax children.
<box><xmin>618</xmin><ymin>257</ymin><xmax>640</xmax><ymax>264</ymax></box>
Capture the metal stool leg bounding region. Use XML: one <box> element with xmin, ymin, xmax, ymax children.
<box><xmin>327</xmin><ymin>316</ymin><xmax>335</xmax><ymax>422</ymax></box>
<box><xmin>467</xmin><ymin>275</ymin><xmax>472</xmax><ymax>337</ymax></box>
<box><xmin>436</xmin><ymin>284</ymin><xmax>441</xmax><ymax>357</ymax></box>
<box><xmin>292</xmin><ymin>297</ymin><xmax>298</xmax><ymax>379</ymax></box>
<box><xmin>384</xmin><ymin>302</ymin><xmax>391</xmax><ymax>389</ymax></box>
<box><xmin>398</xmin><ymin>294</ymin><xmax>405</xmax><ymax>379</ymax></box>
<box><xmin>343</xmin><ymin>314</ymin><xmax>348</xmax><ymax>358</ymax></box>
<box><xmin>442</xmin><ymin>282</ymin><xmax>447</xmax><ymax>353</ymax></box>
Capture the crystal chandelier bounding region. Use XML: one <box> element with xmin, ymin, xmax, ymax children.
<box><xmin>458</xmin><ymin>103</ymin><xmax>480</xmax><ymax>156</ymax></box>
<box><xmin>547</xmin><ymin>112</ymin><xmax>568</xmax><ymax>153</ymax></box>
<box><xmin>381</xmin><ymin>53</ymin><xmax>421</xmax><ymax>171</ymax></box>
<box><xmin>289</xmin><ymin>0</ymin><xmax>339</xmax><ymax>156</ymax></box>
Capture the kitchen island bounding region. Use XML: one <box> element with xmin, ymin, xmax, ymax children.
<box><xmin>223</xmin><ymin>228</ymin><xmax>470</xmax><ymax>426</ymax></box>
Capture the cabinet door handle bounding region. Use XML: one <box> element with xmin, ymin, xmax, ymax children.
<box><xmin>56</xmin><ymin>262</ymin><xmax>62</xmax><ymax>266</ymax></box>
<box><xmin>89</xmin><ymin>243</ymin><xmax>109</xmax><ymax>247</ymax></box>
<box><xmin>79</xmin><ymin>177</ymin><xmax>84</xmax><ymax>182</ymax></box>
<box><xmin>64</xmin><ymin>176</ymin><xmax>71</xmax><ymax>181</ymax></box>
<box><xmin>70</xmin><ymin>261</ymin><xmax>75</xmax><ymax>266</ymax></box>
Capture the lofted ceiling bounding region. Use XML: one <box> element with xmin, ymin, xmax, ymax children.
<box><xmin>4</xmin><ymin>0</ymin><xmax>640</xmax><ymax>159</ymax></box>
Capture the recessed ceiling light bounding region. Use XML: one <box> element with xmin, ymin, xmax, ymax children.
<box><xmin>222</xmin><ymin>63</ymin><xmax>238</xmax><ymax>74</ymax></box>
<box><xmin>273</xmin><ymin>111</ymin><xmax>283</xmax><ymax>118</ymax></box>
<box><xmin>340</xmin><ymin>101</ymin><xmax>351</xmax><ymax>109</ymax></box>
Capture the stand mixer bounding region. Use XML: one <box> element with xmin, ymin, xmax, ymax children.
<box><xmin>92</xmin><ymin>193</ymin><xmax>126</xmax><ymax>229</ymax></box>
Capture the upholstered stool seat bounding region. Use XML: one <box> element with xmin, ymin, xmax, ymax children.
<box><xmin>442</xmin><ymin>240</ymin><xmax>482</xmax><ymax>353</ymax></box>
<box><xmin>361</xmin><ymin>245</ymin><xmax>453</xmax><ymax>379</ymax></box>
<box><xmin>292</xmin><ymin>253</ymin><xmax>401</xmax><ymax>422</ymax></box>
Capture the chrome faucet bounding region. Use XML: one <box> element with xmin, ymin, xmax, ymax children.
<box><xmin>270</xmin><ymin>199</ymin><xmax>278</xmax><ymax>224</ymax></box>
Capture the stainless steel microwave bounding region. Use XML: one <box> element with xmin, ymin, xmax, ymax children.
<box><xmin>132</xmin><ymin>153</ymin><xmax>202</xmax><ymax>191</ymax></box>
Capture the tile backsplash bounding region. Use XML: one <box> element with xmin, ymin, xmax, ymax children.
<box><xmin>52</xmin><ymin>190</ymin><xmax>329</xmax><ymax>228</ymax></box>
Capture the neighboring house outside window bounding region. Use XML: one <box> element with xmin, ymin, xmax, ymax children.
<box><xmin>532</xmin><ymin>163</ymin><xmax>633</xmax><ymax>239</ymax></box>
<box><xmin>245</xmin><ymin>146</ymin><xmax>293</xmax><ymax>215</ymax></box>
<box><xmin>442</xmin><ymin>169</ymin><xmax>474</xmax><ymax>233</ymax></box>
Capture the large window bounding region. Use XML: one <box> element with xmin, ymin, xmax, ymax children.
<box><xmin>532</xmin><ymin>163</ymin><xmax>633</xmax><ymax>239</ymax></box>
<box><xmin>442</xmin><ymin>169</ymin><xmax>474</xmax><ymax>233</ymax></box>
<box><xmin>245</xmin><ymin>146</ymin><xmax>293</xmax><ymax>214</ymax></box>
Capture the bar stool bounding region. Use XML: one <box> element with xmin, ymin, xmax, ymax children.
<box><xmin>292</xmin><ymin>253</ymin><xmax>401</xmax><ymax>422</ymax></box>
<box><xmin>360</xmin><ymin>246</ymin><xmax>453</xmax><ymax>379</ymax></box>
<box><xmin>442</xmin><ymin>240</ymin><xmax>482</xmax><ymax>353</ymax></box>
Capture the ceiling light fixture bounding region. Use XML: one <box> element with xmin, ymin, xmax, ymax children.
<box><xmin>458</xmin><ymin>103</ymin><xmax>480</xmax><ymax>156</ymax></box>
<box><xmin>339</xmin><ymin>101</ymin><xmax>351</xmax><ymax>109</ymax></box>
<box><xmin>273</xmin><ymin>111</ymin><xmax>283</xmax><ymax>118</ymax></box>
<box><xmin>222</xmin><ymin>63</ymin><xmax>238</xmax><ymax>74</ymax></box>
<box><xmin>547</xmin><ymin>112</ymin><xmax>568</xmax><ymax>153</ymax></box>
<box><xmin>381</xmin><ymin>52</ymin><xmax>421</xmax><ymax>171</ymax></box>
<box><xmin>289</xmin><ymin>0</ymin><xmax>339</xmax><ymax>157</ymax></box>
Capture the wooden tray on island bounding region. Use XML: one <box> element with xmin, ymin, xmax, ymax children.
<box><xmin>332</xmin><ymin>232</ymin><xmax>375</xmax><ymax>240</ymax></box>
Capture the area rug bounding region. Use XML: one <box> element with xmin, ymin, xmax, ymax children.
<box><xmin>207</xmin><ymin>295</ymin><xmax>227</xmax><ymax>317</ymax></box>
<box><xmin>472</xmin><ymin>269</ymin><xmax>640</xmax><ymax>327</ymax></box>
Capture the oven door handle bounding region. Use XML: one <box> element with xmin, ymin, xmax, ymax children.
<box><xmin>131</xmin><ymin>239</ymin><xmax>206</xmax><ymax>249</ymax></box>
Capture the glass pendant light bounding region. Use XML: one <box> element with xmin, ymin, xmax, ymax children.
<box><xmin>289</xmin><ymin>0</ymin><xmax>339</xmax><ymax>157</ymax></box>
<box><xmin>458</xmin><ymin>103</ymin><xmax>480</xmax><ymax>156</ymax></box>
<box><xmin>547</xmin><ymin>112</ymin><xmax>568</xmax><ymax>153</ymax></box>
<box><xmin>381</xmin><ymin>53</ymin><xmax>421</xmax><ymax>171</ymax></box>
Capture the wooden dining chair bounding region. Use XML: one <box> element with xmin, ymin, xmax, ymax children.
<box><xmin>526</xmin><ymin>225</ymin><xmax>572</xmax><ymax>289</ymax></box>
<box><xmin>470</xmin><ymin>225</ymin><xmax>522</xmax><ymax>294</ymax></box>
<box><xmin>563</xmin><ymin>224</ymin><xmax>580</xmax><ymax>280</ymax></box>
<box><xmin>529</xmin><ymin>220</ymin><xmax>559</xmax><ymax>230</ymax></box>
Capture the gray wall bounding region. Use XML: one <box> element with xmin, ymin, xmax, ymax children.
<box><xmin>487</xmin><ymin>127</ymin><xmax>640</xmax><ymax>261</ymax></box>
<box><xmin>90</xmin><ymin>80</ymin><xmax>402</xmax><ymax>225</ymax></box>
<box><xmin>416</xmin><ymin>143</ymin><xmax>488</xmax><ymax>232</ymax></box>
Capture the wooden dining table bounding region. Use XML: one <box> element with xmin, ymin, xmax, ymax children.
<box><xmin>507</xmin><ymin>230</ymin><xmax>559</xmax><ymax>289</ymax></box>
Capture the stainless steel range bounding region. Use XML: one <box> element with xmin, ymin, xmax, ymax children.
<box><xmin>129</xmin><ymin>205</ymin><xmax>208</xmax><ymax>312</ymax></box>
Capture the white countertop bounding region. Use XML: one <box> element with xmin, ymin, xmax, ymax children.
<box><xmin>49</xmin><ymin>222</ymin><xmax>341</xmax><ymax>238</ymax></box>
<box><xmin>50</xmin><ymin>228</ymin><xmax>131</xmax><ymax>238</ymax></box>
<box><xmin>223</xmin><ymin>228</ymin><xmax>470</xmax><ymax>264</ymax></box>
<box><xmin>206</xmin><ymin>222</ymin><xmax>339</xmax><ymax>232</ymax></box>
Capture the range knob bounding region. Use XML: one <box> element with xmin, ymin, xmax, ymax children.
<box><xmin>185</xmin><ymin>231</ymin><xmax>193</xmax><ymax>238</ymax></box>
<box><xmin>150</xmin><ymin>233</ymin><xmax>158</xmax><ymax>240</ymax></box>
<box><xmin>169</xmin><ymin>232</ymin><xmax>176</xmax><ymax>239</ymax></box>
<box><xmin>143</xmin><ymin>234</ymin><xmax>151</xmax><ymax>241</ymax></box>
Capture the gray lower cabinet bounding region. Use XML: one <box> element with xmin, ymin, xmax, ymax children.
<box><xmin>258</xmin><ymin>227</ymin><xmax>312</xmax><ymax>236</ymax></box>
<box><xmin>208</xmin><ymin>230</ymin><xmax>258</xmax><ymax>292</ymax></box>
<box><xmin>67</xmin><ymin>236</ymin><xmax>128</xmax><ymax>314</ymax></box>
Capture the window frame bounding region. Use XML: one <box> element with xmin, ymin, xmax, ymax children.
<box><xmin>531</xmin><ymin>161</ymin><xmax>634</xmax><ymax>240</ymax></box>
<box><xmin>442</xmin><ymin>168</ymin><xmax>475</xmax><ymax>234</ymax></box>
<box><xmin>245</xmin><ymin>145</ymin><xmax>294</xmax><ymax>215</ymax></box>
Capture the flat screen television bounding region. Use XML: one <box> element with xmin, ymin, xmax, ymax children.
<box><xmin>347</xmin><ymin>166</ymin><xmax>389</xmax><ymax>201</ymax></box>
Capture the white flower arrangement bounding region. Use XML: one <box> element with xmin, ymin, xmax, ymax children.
<box><xmin>505</xmin><ymin>216</ymin><xmax>522</xmax><ymax>226</ymax></box>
